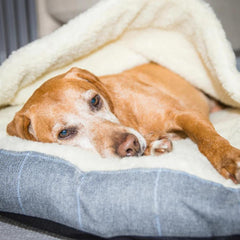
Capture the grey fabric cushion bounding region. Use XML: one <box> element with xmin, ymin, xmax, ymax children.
<box><xmin>1</xmin><ymin>148</ymin><xmax>240</xmax><ymax>238</ymax></box>
<box><xmin>237</xmin><ymin>56</ymin><xmax>240</xmax><ymax>71</ymax></box>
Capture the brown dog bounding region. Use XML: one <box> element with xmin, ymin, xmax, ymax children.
<box><xmin>7</xmin><ymin>63</ymin><xmax>240</xmax><ymax>183</ymax></box>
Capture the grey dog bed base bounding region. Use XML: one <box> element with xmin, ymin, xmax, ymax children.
<box><xmin>1</xmin><ymin>148</ymin><xmax>240</xmax><ymax>238</ymax></box>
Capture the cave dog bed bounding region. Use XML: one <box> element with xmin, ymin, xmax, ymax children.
<box><xmin>1</xmin><ymin>0</ymin><xmax>240</xmax><ymax>238</ymax></box>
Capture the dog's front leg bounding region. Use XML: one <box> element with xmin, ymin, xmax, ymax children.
<box><xmin>174</xmin><ymin>111</ymin><xmax>240</xmax><ymax>183</ymax></box>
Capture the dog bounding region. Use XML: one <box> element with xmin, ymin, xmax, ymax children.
<box><xmin>7</xmin><ymin>63</ymin><xmax>240</xmax><ymax>183</ymax></box>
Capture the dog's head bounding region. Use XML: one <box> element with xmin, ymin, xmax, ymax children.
<box><xmin>7</xmin><ymin>67</ymin><xmax>146</xmax><ymax>157</ymax></box>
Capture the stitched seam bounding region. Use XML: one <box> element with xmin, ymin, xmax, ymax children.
<box><xmin>235</xmin><ymin>188</ymin><xmax>240</xmax><ymax>218</ymax></box>
<box><xmin>154</xmin><ymin>171</ymin><xmax>162</xmax><ymax>236</ymax></box>
<box><xmin>76</xmin><ymin>185</ymin><xmax>82</xmax><ymax>230</ymax></box>
<box><xmin>17</xmin><ymin>152</ymin><xmax>30</xmax><ymax>215</ymax></box>
<box><xmin>76</xmin><ymin>174</ymin><xmax>88</xmax><ymax>231</ymax></box>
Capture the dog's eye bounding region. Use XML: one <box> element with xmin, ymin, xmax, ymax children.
<box><xmin>58</xmin><ymin>128</ymin><xmax>77</xmax><ymax>139</ymax></box>
<box><xmin>90</xmin><ymin>94</ymin><xmax>100</xmax><ymax>106</ymax></box>
<box><xmin>90</xmin><ymin>94</ymin><xmax>101</xmax><ymax>110</ymax></box>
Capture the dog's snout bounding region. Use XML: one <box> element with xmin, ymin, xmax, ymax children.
<box><xmin>117</xmin><ymin>134</ymin><xmax>140</xmax><ymax>157</ymax></box>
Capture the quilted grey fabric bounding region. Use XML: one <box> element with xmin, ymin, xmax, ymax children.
<box><xmin>0</xmin><ymin>148</ymin><xmax>240</xmax><ymax>238</ymax></box>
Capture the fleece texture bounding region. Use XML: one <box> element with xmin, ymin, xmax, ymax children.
<box><xmin>0</xmin><ymin>0</ymin><xmax>240</xmax><ymax>187</ymax></box>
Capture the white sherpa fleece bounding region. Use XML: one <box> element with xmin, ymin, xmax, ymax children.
<box><xmin>0</xmin><ymin>0</ymin><xmax>240</xmax><ymax>107</ymax></box>
<box><xmin>0</xmin><ymin>0</ymin><xmax>240</xmax><ymax>187</ymax></box>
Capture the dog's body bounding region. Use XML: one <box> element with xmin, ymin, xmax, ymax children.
<box><xmin>7</xmin><ymin>63</ymin><xmax>240</xmax><ymax>183</ymax></box>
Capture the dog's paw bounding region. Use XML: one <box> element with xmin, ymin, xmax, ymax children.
<box><xmin>218</xmin><ymin>147</ymin><xmax>240</xmax><ymax>184</ymax></box>
<box><xmin>149</xmin><ymin>138</ymin><xmax>173</xmax><ymax>156</ymax></box>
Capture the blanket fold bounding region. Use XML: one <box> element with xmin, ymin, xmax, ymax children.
<box><xmin>0</xmin><ymin>0</ymin><xmax>240</xmax><ymax>108</ymax></box>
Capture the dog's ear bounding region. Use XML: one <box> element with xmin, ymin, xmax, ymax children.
<box><xmin>7</xmin><ymin>113</ymin><xmax>37</xmax><ymax>141</ymax></box>
<box><xmin>65</xmin><ymin>67</ymin><xmax>100</xmax><ymax>83</ymax></box>
<box><xmin>66</xmin><ymin>67</ymin><xmax>115</xmax><ymax>112</ymax></box>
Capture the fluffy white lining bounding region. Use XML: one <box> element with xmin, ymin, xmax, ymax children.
<box><xmin>1</xmin><ymin>106</ymin><xmax>240</xmax><ymax>188</ymax></box>
<box><xmin>1</xmin><ymin>0</ymin><xmax>240</xmax><ymax>107</ymax></box>
<box><xmin>0</xmin><ymin>0</ymin><xmax>240</xmax><ymax>187</ymax></box>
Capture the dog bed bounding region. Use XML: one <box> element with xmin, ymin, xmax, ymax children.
<box><xmin>1</xmin><ymin>0</ymin><xmax>240</xmax><ymax>238</ymax></box>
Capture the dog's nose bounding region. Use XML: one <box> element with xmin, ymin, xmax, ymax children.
<box><xmin>117</xmin><ymin>134</ymin><xmax>140</xmax><ymax>157</ymax></box>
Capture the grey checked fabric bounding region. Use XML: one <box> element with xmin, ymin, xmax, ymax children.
<box><xmin>1</xmin><ymin>148</ymin><xmax>240</xmax><ymax>238</ymax></box>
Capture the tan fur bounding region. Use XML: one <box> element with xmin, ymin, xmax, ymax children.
<box><xmin>7</xmin><ymin>63</ymin><xmax>240</xmax><ymax>183</ymax></box>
